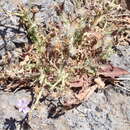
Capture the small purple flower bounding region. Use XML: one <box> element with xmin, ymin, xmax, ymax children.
<box><xmin>16</xmin><ymin>99</ymin><xmax>30</xmax><ymax>114</ymax></box>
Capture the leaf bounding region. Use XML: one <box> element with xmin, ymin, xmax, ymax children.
<box><xmin>62</xmin><ymin>85</ymin><xmax>98</xmax><ymax>108</ymax></box>
<box><xmin>62</xmin><ymin>75</ymin><xmax>98</xmax><ymax>108</ymax></box>
<box><xmin>68</xmin><ymin>74</ymin><xmax>92</xmax><ymax>88</ymax></box>
<box><xmin>98</xmin><ymin>64</ymin><xmax>130</xmax><ymax>78</ymax></box>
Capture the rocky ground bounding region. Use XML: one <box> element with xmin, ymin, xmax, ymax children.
<box><xmin>0</xmin><ymin>0</ymin><xmax>130</xmax><ymax>130</ymax></box>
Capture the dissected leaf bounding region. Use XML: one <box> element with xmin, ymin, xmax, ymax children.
<box><xmin>62</xmin><ymin>75</ymin><xmax>96</xmax><ymax>108</ymax></box>
<box><xmin>99</xmin><ymin>64</ymin><xmax>130</xmax><ymax>78</ymax></box>
<box><xmin>63</xmin><ymin>76</ymin><xmax>106</xmax><ymax>108</ymax></box>
<box><xmin>62</xmin><ymin>84</ymin><xmax>98</xmax><ymax>108</ymax></box>
<box><xmin>68</xmin><ymin>74</ymin><xmax>92</xmax><ymax>88</ymax></box>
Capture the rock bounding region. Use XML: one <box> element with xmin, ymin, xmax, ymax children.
<box><xmin>0</xmin><ymin>90</ymin><xmax>31</xmax><ymax>129</ymax></box>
